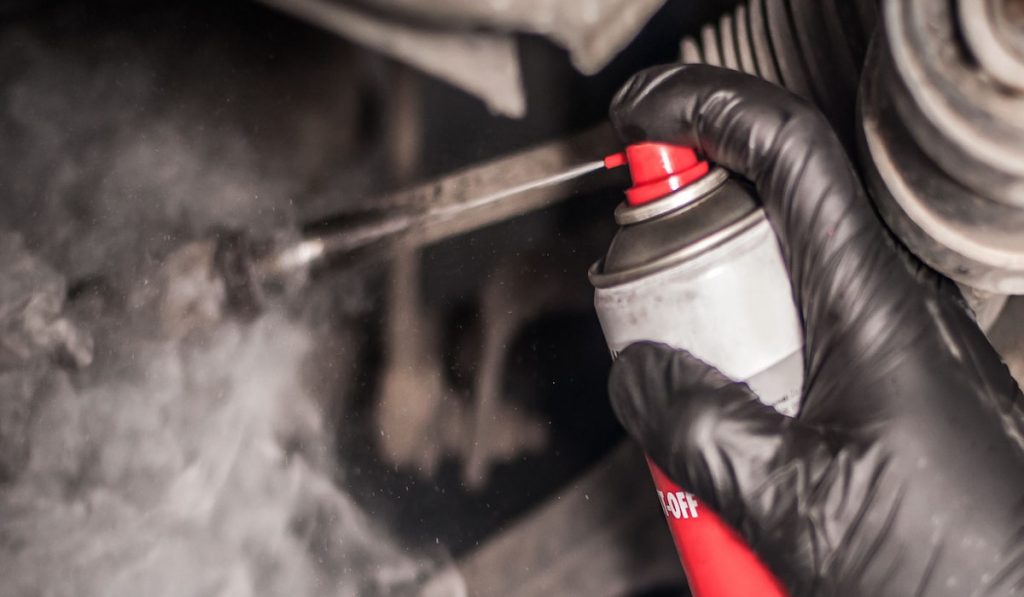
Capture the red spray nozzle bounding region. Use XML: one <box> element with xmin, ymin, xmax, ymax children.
<box><xmin>604</xmin><ymin>143</ymin><xmax>710</xmax><ymax>206</ymax></box>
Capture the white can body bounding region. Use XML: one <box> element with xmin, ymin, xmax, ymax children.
<box><xmin>594</xmin><ymin>214</ymin><xmax>804</xmax><ymax>416</ymax></box>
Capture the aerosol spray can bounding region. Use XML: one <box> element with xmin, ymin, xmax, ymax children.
<box><xmin>590</xmin><ymin>143</ymin><xmax>804</xmax><ymax>597</ymax></box>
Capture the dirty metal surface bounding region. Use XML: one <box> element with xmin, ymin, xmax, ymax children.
<box><xmin>258</xmin><ymin>0</ymin><xmax>525</xmax><ymax>117</ymax></box>
<box><xmin>988</xmin><ymin>296</ymin><xmax>1024</xmax><ymax>386</ymax></box>
<box><xmin>457</xmin><ymin>441</ymin><xmax>687</xmax><ymax>597</ymax></box>
<box><xmin>350</xmin><ymin>0</ymin><xmax>668</xmax><ymax>75</ymax></box>
<box><xmin>259</xmin><ymin>0</ymin><xmax>667</xmax><ymax>117</ymax></box>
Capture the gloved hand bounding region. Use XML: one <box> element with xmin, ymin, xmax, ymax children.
<box><xmin>608</xmin><ymin>64</ymin><xmax>1024</xmax><ymax>597</ymax></box>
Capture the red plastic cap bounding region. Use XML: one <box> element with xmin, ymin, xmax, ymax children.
<box><xmin>604</xmin><ymin>143</ymin><xmax>710</xmax><ymax>206</ymax></box>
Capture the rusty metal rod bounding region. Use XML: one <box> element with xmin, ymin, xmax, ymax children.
<box><xmin>255</xmin><ymin>126</ymin><xmax>619</xmax><ymax>278</ymax></box>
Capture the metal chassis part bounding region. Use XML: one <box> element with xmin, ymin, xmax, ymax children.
<box><xmin>859</xmin><ymin>33</ymin><xmax>1024</xmax><ymax>294</ymax></box>
<box><xmin>880</xmin><ymin>0</ymin><xmax>1024</xmax><ymax>207</ymax></box>
<box><xmin>457</xmin><ymin>442</ymin><xmax>686</xmax><ymax>597</ymax></box>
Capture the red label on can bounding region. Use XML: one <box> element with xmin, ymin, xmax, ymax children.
<box><xmin>646</xmin><ymin>459</ymin><xmax>789</xmax><ymax>597</ymax></box>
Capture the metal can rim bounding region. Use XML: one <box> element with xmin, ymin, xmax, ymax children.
<box><xmin>613</xmin><ymin>167</ymin><xmax>731</xmax><ymax>225</ymax></box>
<box><xmin>589</xmin><ymin>209</ymin><xmax>767</xmax><ymax>288</ymax></box>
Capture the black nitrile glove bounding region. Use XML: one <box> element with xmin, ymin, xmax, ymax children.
<box><xmin>608</xmin><ymin>64</ymin><xmax>1024</xmax><ymax>596</ymax></box>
